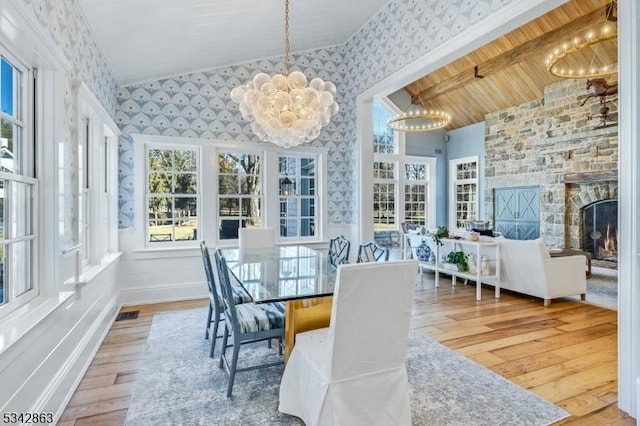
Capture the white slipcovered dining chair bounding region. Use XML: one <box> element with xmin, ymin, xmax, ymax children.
<box><xmin>238</xmin><ymin>227</ymin><xmax>276</xmax><ymax>250</ymax></box>
<box><xmin>279</xmin><ymin>259</ymin><xmax>418</xmax><ymax>426</ymax></box>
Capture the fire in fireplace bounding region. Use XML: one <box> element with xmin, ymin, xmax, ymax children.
<box><xmin>582</xmin><ymin>199</ymin><xmax>618</xmax><ymax>262</ymax></box>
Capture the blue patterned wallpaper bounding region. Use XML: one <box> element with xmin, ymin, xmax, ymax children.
<box><xmin>117</xmin><ymin>0</ymin><xmax>513</xmax><ymax>228</ymax></box>
<box><xmin>21</xmin><ymin>0</ymin><xmax>118</xmax><ymax>116</ymax></box>
<box><xmin>17</xmin><ymin>0</ymin><xmax>118</xmax><ymax>243</ymax></box>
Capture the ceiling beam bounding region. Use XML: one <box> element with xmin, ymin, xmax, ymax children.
<box><xmin>415</xmin><ymin>4</ymin><xmax>611</xmax><ymax>102</ymax></box>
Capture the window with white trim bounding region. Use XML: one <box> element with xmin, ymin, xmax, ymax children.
<box><xmin>133</xmin><ymin>135</ymin><xmax>328</xmax><ymax>247</ymax></box>
<box><xmin>78</xmin><ymin>118</ymin><xmax>90</xmax><ymax>263</ymax></box>
<box><xmin>146</xmin><ymin>146</ymin><xmax>199</xmax><ymax>243</ymax></box>
<box><xmin>372</xmin><ymin>101</ymin><xmax>435</xmax><ymax>230</ymax></box>
<box><xmin>279</xmin><ymin>154</ymin><xmax>318</xmax><ymax>239</ymax></box>
<box><xmin>449</xmin><ymin>156</ymin><xmax>478</xmax><ymax>230</ymax></box>
<box><xmin>217</xmin><ymin>152</ymin><xmax>262</xmax><ymax>240</ymax></box>
<box><xmin>0</xmin><ymin>51</ymin><xmax>37</xmax><ymax>312</ymax></box>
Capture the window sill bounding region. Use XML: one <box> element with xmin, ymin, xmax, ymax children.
<box><xmin>0</xmin><ymin>291</ymin><xmax>75</xmax><ymax>357</ymax></box>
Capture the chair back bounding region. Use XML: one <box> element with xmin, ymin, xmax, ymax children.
<box><xmin>239</xmin><ymin>227</ymin><xmax>276</xmax><ymax>250</ymax></box>
<box><xmin>214</xmin><ymin>249</ymin><xmax>240</xmax><ymax>329</ymax></box>
<box><xmin>499</xmin><ymin>238</ymin><xmax>548</xmax><ymax>295</ymax></box>
<box><xmin>325</xmin><ymin>260</ymin><xmax>417</xmax><ymax>380</ymax></box>
<box><xmin>200</xmin><ymin>241</ymin><xmax>220</xmax><ymax>305</ymax></box>
<box><xmin>328</xmin><ymin>235</ymin><xmax>350</xmax><ymax>268</ymax></box>
<box><xmin>357</xmin><ymin>241</ymin><xmax>389</xmax><ymax>263</ymax></box>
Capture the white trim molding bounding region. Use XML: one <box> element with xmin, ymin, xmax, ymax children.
<box><xmin>617</xmin><ymin>0</ymin><xmax>639</xmax><ymax>418</ymax></box>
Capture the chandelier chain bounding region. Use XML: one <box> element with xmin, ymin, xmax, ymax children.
<box><xmin>284</xmin><ymin>0</ymin><xmax>290</xmax><ymax>76</ymax></box>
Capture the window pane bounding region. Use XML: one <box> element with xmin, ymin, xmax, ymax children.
<box><xmin>0</xmin><ymin>180</ymin><xmax>4</xmax><ymax>240</ymax></box>
<box><xmin>219</xmin><ymin>175</ymin><xmax>238</xmax><ymax>194</ymax></box>
<box><xmin>219</xmin><ymin>198</ymin><xmax>239</xmax><ymax>216</ymax></box>
<box><xmin>149</xmin><ymin>196</ymin><xmax>172</xmax><ymax>221</ymax></box>
<box><xmin>1</xmin><ymin>119</ymin><xmax>20</xmax><ymax>174</ymax></box>
<box><xmin>174</xmin><ymin>149</ymin><xmax>196</xmax><ymax>172</ymax></box>
<box><xmin>242</xmin><ymin>198</ymin><xmax>262</xmax><ymax>227</ymax></box>
<box><xmin>0</xmin><ymin>244</ymin><xmax>4</xmax><ymax>305</ymax></box>
<box><xmin>301</xmin><ymin>218</ymin><xmax>315</xmax><ymax>237</ymax></box>
<box><xmin>175</xmin><ymin>173</ymin><xmax>196</xmax><ymax>194</ymax></box>
<box><xmin>240</xmin><ymin>176</ymin><xmax>260</xmax><ymax>195</ymax></box>
<box><xmin>10</xmin><ymin>181</ymin><xmax>31</xmax><ymax>238</ymax></box>
<box><xmin>148</xmin><ymin>172</ymin><xmax>171</xmax><ymax>193</ymax></box>
<box><xmin>10</xmin><ymin>239</ymin><xmax>32</xmax><ymax>298</ymax></box>
<box><xmin>1</xmin><ymin>58</ymin><xmax>18</xmax><ymax>117</ymax></box>
<box><xmin>174</xmin><ymin>196</ymin><xmax>197</xmax><ymax>241</ymax></box>
<box><xmin>149</xmin><ymin>220</ymin><xmax>173</xmax><ymax>242</ymax></box>
<box><xmin>148</xmin><ymin>149</ymin><xmax>172</xmax><ymax>171</ymax></box>
<box><xmin>405</xmin><ymin>163</ymin><xmax>426</xmax><ymax>180</ymax></box>
<box><xmin>373</xmin><ymin>102</ymin><xmax>395</xmax><ymax>154</ymax></box>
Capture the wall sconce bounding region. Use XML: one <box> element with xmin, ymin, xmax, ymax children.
<box><xmin>280</xmin><ymin>176</ymin><xmax>295</xmax><ymax>195</ymax></box>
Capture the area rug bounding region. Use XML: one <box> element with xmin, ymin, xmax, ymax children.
<box><xmin>124</xmin><ymin>308</ymin><xmax>569</xmax><ymax>426</ymax></box>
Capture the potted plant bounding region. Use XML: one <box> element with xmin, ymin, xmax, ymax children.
<box><xmin>446</xmin><ymin>250</ymin><xmax>468</xmax><ymax>272</ymax></box>
<box><xmin>431</xmin><ymin>225</ymin><xmax>449</xmax><ymax>246</ymax></box>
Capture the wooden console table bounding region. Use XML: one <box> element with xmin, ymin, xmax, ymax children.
<box><xmin>549</xmin><ymin>249</ymin><xmax>592</xmax><ymax>278</ymax></box>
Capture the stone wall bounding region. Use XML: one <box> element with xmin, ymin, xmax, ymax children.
<box><xmin>484</xmin><ymin>79</ymin><xmax>618</xmax><ymax>248</ymax></box>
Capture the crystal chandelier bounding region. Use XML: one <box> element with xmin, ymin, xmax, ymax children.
<box><xmin>230</xmin><ymin>0</ymin><xmax>339</xmax><ymax>148</ymax></box>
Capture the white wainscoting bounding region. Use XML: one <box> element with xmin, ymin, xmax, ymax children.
<box><xmin>0</xmin><ymin>256</ymin><xmax>120</xmax><ymax>421</ymax></box>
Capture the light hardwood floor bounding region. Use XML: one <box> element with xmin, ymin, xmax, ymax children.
<box><xmin>59</xmin><ymin>275</ymin><xmax>634</xmax><ymax>425</ymax></box>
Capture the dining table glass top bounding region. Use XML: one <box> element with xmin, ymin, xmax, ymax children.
<box><xmin>220</xmin><ymin>245</ymin><xmax>338</xmax><ymax>304</ymax></box>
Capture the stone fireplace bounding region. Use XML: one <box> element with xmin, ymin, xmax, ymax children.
<box><xmin>484</xmin><ymin>79</ymin><xmax>618</xmax><ymax>253</ymax></box>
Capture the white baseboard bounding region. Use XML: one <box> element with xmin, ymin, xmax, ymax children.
<box><xmin>120</xmin><ymin>281</ymin><xmax>207</xmax><ymax>306</ymax></box>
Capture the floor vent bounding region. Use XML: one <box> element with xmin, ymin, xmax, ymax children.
<box><xmin>116</xmin><ymin>310</ymin><xmax>139</xmax><ymax>321</ymax></box>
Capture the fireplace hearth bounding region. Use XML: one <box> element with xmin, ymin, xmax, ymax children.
<box><xmin>582</xmin><ymin>199</ymin><xmax>618</xmax><ymax>262</ymax></box>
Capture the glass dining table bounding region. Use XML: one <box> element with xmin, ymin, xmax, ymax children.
<box><xmin>220</xmin><ymin>245</ymin><xmax>337</xmax><ymax>360</ymax></box>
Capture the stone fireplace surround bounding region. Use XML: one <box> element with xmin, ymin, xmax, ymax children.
<box><xmin>484</xmin><ymin>79</ymin><xmax>618</xmax><ymax>251</ymax></box>
<box><xmin>564</xmin><ymin>171</ymin><xmax>618</xmax><ymax>254</ymax></box>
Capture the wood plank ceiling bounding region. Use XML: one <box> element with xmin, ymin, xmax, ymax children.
<box><xmin>403</xmin><ymin>0</ymin><xmax>617</xmax><ymax>131</ymax></box>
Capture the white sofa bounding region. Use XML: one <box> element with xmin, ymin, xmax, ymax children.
<box><xmin>499</xmin><ymin>238</ymin><xmax>587</xmax><ymax>306</ymax></box>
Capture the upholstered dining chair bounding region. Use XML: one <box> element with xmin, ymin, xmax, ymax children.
<box><xmin>238</xmin><ymin>227</ymin><xmax>276</xmax><ymax>250</ymax></box>
<box><xmin>214</xmin><ymin>249</ymin><xmax>286</xmax><ymax>398</ymax></box>
<box><xmin>279</xmin><ymin>260</ymin><xmax>418</xmax><ymax>425</ymax></box>
<box><xmin>327</xmin><ymin>234</ymin><xmax>350</xmax><ymax>268</ymax></box>
<box><xmin>200</xmin><ymin>241</ymin><xmax>252</xmax><ymax>358</ymax></box>
<box><xmin>356</xmin><ymin>240</ymin><xmax>390</xmax><ymax>263</ymax></box>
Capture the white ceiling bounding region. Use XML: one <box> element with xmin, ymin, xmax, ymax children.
<box><xmin>77</xmin><ymin>0</ymin><xmax>391</xmax><ymax>85</ymax></box>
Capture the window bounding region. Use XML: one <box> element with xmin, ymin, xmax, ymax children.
<box><xmin>0</xmin><ymin>52</ymin><xmax>37</xmax><ymax>311</ymax></box>
<box><xmin>134</xmin><ymin>135</ymin><xmax>327</xmax><ymax>247</ymax></box>
<box><xmin>146</xmin><ymin>147</ymin><xmax>199</xmax><ymax>243</ymax></box>
<box><xmin>403</xmin><ymin>162</ymin><xmax>428</xmax><ymax>225</ymax></box>
<box><xmin>449</xmin><ymin>156</ymin><xmax>478</xmax><ymax>230</ymax></box>
<box><xmin>372</xmin><ymin>101</ymin><xmax>435</xmax><ymax>231</ymax></box>
<box><xmin>279</xmin><ymin>154</ymin><xmax>318</xmax><ymax>239</ymax></box>
<box><xmin>373</xmin><ymin>161</ymin><xmax>396</xmax><ymax>230</ymax></box>
<box><xmin>76</xmin><ymin>83</ymin><xmax>120</xmax><ymax>266</ymax></box>
<box><xmin>217</xmin><ymin>152</ymin><xmax>262</xmax><ymax>240</ymax></box>
<box><xmin>78</xmin><ymin>118</ymin><xmax>90</xmax><ymax>263</ymax></box>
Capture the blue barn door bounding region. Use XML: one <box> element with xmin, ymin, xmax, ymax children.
<box><xmin>494</xmin><ymin>186</ymin><xmax>540</xmax><ymax>240</ymax></box>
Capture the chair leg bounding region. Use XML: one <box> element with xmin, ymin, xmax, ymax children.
<box><xmin>226</xmin><ymin>337</ymin><xmax>241</xmax><ymax>398</ymax></box>
<box><xmin>278</xmin><ymin>336</ymin><xmax>283</xmax><ymax>356</ymax></box>
<box><xmin>219</xmin><ymin>324</ymin><xmax>229</xmax><ymax>369</ymax></box>
<box><xmin>267</xmin><ymin>339</ymin><xmax>272</xmax><ymax>349</ymax></box>
<box><xmin>205</xmin><ymin>305</ymin><xmax>213</xmax><ymax>339</ymax></box>
<box><xmin>580</xmin><ymin>293</ymin><xmax>586</xmax><ymax>301</ymax></box>
<box><xmin>209</xmin><ymin>312</ymin><xmax>220</xmax><ymax>358</ymax></box>
<box><xmin>544</xmin><ymin>299</ymin><xmax>551</xmax><ymax>307</ymax></box>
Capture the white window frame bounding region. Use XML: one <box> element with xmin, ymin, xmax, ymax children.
<box><xmin>0</xmin><ymin>46</ymin><xmax>38</xmax><ymax>318</ymax></box>
<box><xmin>144</xmin><ymin>144</ymin><xmax>200</xmax><ymax>247</ymax></box>
<box><xmin>278</xmin><ymin>153</ymin><xmax>321</xmax><ymax>242</ymax></box>
<box><xmin>76</xmin><ymin>83</ymin><xmax>120</xmax><ymax>267</ymax></box>
<box><xmin>448</xmin><ymin>155</ymin><xmax>479</xmax><ymax>231</ymax></box>
<box><xmin>132</xmin><ymin>135</ymin><xmax>328</xmax><ymax>250</ymax></box>
<box><xmin>372</xmin><ymin>99</ymin><xmax>436</xmax><ymax>232</ymax></box>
